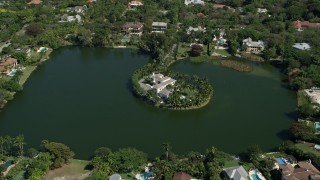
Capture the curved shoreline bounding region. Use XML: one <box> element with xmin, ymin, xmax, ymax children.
<box><xmin>166</xmin><ymin>92</ymin><xmax>212</xmax><ymax>110</ymax></box>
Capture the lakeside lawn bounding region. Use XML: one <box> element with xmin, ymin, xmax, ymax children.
<box><xmin>19</xmin><ymin>66</ymin><xmax>37</xmax><ymax>85</ymax></box>
<box><xmin>214</xmin><ymin>49</ymin><xmax>231</xmax><ymax>56</ymax></box>
<box><xmin>295</xmin><ymin>143</ymin><xmax>320</xmax><ymax>157</ymax></box>
<box><xmin>43</xmin><ymin>159</ymin><xmax>91</xmax><ymax>180</ymax></box>
<box><xmin>189</xmin><ymin>56</ymin><xmax>207</xmax><ymax>63</ymax></box>
<box><xmin>223</xmin><ymin>159</ymin><xmax>254</xmax><ymax>172</ymax></box>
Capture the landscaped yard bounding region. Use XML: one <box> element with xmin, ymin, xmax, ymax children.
<box><xmin>43</xmin><ymin>159</ymin><xmax>91</xmax><ymax>180</ymax></box>
<box><xmin>295</xmin><ymin>143</ymin><xmax>320</xmax><ymax>156</ymax></box>
<box><xmin>19</xmin><ymin>66</ymin><xmax>37</xmax><ymax>85</ymax></box>
<box><xmin>214</xmin><ymin>49</ymin><xmax>231</xmax><ymax>56</ymax></box>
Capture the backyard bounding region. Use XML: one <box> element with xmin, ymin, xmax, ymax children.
<box><xmin>43</xmin><ymin>159</ymin><xmax>91</xmax><ymax>180</ymax></box>
<box><xmin>295</xmin><ymin>143</ymin><xmax>320</xmax><ymax>157</ymax></box>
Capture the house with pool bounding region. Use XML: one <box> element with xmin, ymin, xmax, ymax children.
<box><xmin>275</xmin><ymin>158</ymin><xmax>320</xmax><ymax>180</ymax></box>
<box><xmin>0</xmin><ymin>58</ymin><xmax>18</xmax><ymax>75</ymax></box>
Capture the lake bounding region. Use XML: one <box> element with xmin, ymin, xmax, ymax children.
<box><xmin>0</xmin><ymin>47</ymin><xmax>296</xmax><ymax>159</ymax></box>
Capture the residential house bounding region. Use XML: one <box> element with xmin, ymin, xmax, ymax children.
<box><xmin>109</xmin><ymin>174</ymin><xmax>121</xmax><ymax>180</ymax></box>
<box><xmin>304</xmin><ymin>87</ymin><xmax>320</xmax><ymax>105</ymax></box>
<box><xmin>184</xmin><ymin>0</ymin><xmax>204</xmax><ymax>6</ymax></box>
<box><xmin>242</xmin><ymin>38</ymin><xmax>265</xmax><ymax>53</ymax></box>
<box><xmin>173</xmin><ymin>172</ymin><xmax>192</xmax><ymax>180</ymax></box>
<box><xmin>223</xmin><ymin>166</ymin><xmax>249</xmax><ymax>180</ymax></box>
<box><xmin>279</xmin><ymin>160</ymin><xmax>320</xmax><ymax>180</ymax></box>
<box><xmin>293</xmin><ymin>20</ymin><xmax>320</xmax><ymax>31</ymax></box>
<box><xmin>140</xmin><ymin>73</ymin><xmax>176</xmax><ymax>99</ymax></box>
<box><xmin>0</xmin><ymin>58</ymin><xmax>18</xmax><ymax>74</ymax></box>
<box><xmin>186</xmin><ymin>26</ymin><xmax>206</xmax><ymax>34</ymax></box>
<box><xmin>66</xmin><ymin>6</ymin><xmax>87</xmax><ymax>14</ymax></box>
<box><xmin>59</xmin><ymin>14</ymin><xmax>82</xmax><ymax>23</ymax></box>
<box><xmin>128</xmin><ymin>1</ymin><xmax>143</xmax><ymax>9</ymax></box>
<box><xmin>27</xmin><ymin>0</ymin><xmax>42</xmax><ymax>5</ymax></box>
<box><xmin>293</xmin><ymin>43</ymin><xmax>311</xmax><ymax>50</ymax></box>
<box><xmin>122</xmin><ymin>22</ymin><xmax>143</xmax><ymax>35</ymax></box>
<box><xmin>213</xmin><ymin>4</ymin><xmax>235</xmax><ymax>12</ymax></box>
<box><xmin>152</xmin><ymin>22</ymin><xmax>167</xmax><ymax>33</ymax></box>
<box><xmin>257</xmin><ymin>8</ymin><xmax>268</xmax><ymax>13</ymax></box>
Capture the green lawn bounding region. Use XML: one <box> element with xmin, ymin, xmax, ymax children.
<box><xmin>224</xmin><ymin>159</ymin><xmax>240</xmax><ymax>168</ymax></box>
<box><xmin>177</xmin><ymin>44</ymin><xmax>189</xmax><ymax>58</ymax></box>
<box><xmin>215</xmin><ymin>49</ymin><xmax>231</xmax><ymax>56</ymax></box>
<box><xmin>19</xmin><ymin>66</ymin><xmax>37</xmax><ymax>85</ymax></box>
<box><xmin>264</xmin><ymin>152</ymin><xmax>287</xmax><ymax>159</ymax></box>
<box><xmin>295</xmin><ymin>143</ymin><xmax>320</xmax><ymax>156</ymax></box>
<box><xmin>189</xmin><ymin>56</ymin><xmax>207</xmax><ymax>63</ymax></box>
<box><xmin>43</xmin><ymin>159</ymin><xmax>91</xmax><ymax>180</ymax></box>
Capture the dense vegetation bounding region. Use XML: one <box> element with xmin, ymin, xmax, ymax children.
<box><xmin>220</xmin><ymin>60</ymin><xmax>253</xmax><ymax>72</ymax></box>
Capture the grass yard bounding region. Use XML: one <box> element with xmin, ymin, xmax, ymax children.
<box><xmin>215</xmin><ymin>49</ymin><xmax>231</xmax><ymax>56</ymax></box>
<box><xmin>295</xmin><ymin>143</ymin><xmax>320</xmax><ymax>156</ymax></box>
<box><xmin>43</xmin><ymin>159</ymin><xmax>91</xmax><ymax>180</ymax></box>
<box><xmin>177</xmin><ymin>44</ymin><xmax>190</xmax><ymax>58</ymax></box>
<box><xmin>19</xmin><ymin>66</ymin><xmax>37</xmax><ymax>85</ymax></box>
<box><xmin>189</xmin><ymin>56</ymin><xmax>207</xmax><ymax>63</ymax></box>
<box><xmin>264</xmin><ymin>152</ymin><xmax>287</xmax><ymax>159</ymax></box>
<box><xmin>224</xmin><ymin>159</ymin><xmax>240</xmax><ymax>168</ymax></box>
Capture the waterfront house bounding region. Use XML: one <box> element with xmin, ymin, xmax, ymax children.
<box><xmin>152</xmin><ymin>22</ymin><xmax>167</xmax><ymax>33</ymax></box>
<box><xmin>128</xmin><ymin>1</ymin><xmax>143</xmax><ymax>9</ymax></box>
<box><xmin>122</xmin><ymin>22</ymin><xmax>143</xmax><ymax>35</ymax></box>
<box><xmin>0</xmin><ymin>58</ymin><xmax>18</xmax><ymax>74</ymax></box>
<box><xmin>304</xmin><ymin>87</ymin><xmax>320</xmax><ymax>105</ymax></box>
<box><xmin>279</xmin><ymin>160</ymin><xmax>320</xmax><ymax>180</ymax></box>
<box><xmin>242</xmin><ymin>38</ymin><xmax>265</xmax><ymax>53</ymax></box>
<box><xmin>184</xmin><ymin>0</ymin><xmax>204</xmax><ymax>6</ymax></box>
<box><xmin>186</xmin><ymin>26</ymin><xmax>206</xmax><ymax>34</ymax></box>
<box><xmin>173</xmin><ymin>172</ymin><xmax>192</xmax><ymax>180</ymax></box>
<box><xmin>292</xmin><ymin>43</ymin><xmax>311</xmax><ymax>50</ymax></box>
<box><xmin>222</xmin><ymin>166</ymin><xmax>249</xmax><ymax>180</ymax></box>
<box><xmin>140</xmin><ymin>73</ymin><xmax>176</xmax><ymax>99</ymax></box>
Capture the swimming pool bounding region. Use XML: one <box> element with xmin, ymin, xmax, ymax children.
<box><xmin>251</xmin><ymin>174</ymin><xmax>261</xmax><ymax>180</ymax></box>
<box><xmin>7</xmin><ymin>69</ymin><xmax>17</xmax><ymax>77</ymax></box>
<box><xmin>315</xmin><ymin>122</ymin><xmax>320</xmax><ymax>130</ymax></box>
<box><xmin>1</xmin><ymin>160</ymin><xmax>13</xmax><ymax>172</ymax></box>
<box><xmin>276</xmin><ymin>158</ymin><xmax>286</xmax><ymax>165</ymax></box>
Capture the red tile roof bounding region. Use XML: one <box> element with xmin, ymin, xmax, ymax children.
<box><xmin>173</xmin><ymin>172</ymin><xmax>192</xmax><ymax>180</ymax></box>
<box><xmin>293</xmin><ymin>20</ymin><xmax>320</xmax><ymax>28</ymax></box>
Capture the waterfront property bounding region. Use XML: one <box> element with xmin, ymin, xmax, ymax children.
<box><xmin>152</xmin><ymin>22</ymin><xmax>167</xmax><ymax>33</ymax></box>
<box><xmin>242</xmin><ymin>38</ymin><xmax>265</xmax><ymax>54</ymax></box>
<box><xmin>122</xmin><ymin>22</ymin><xmax>144</xmax><ymax>35</ymax></box>
<box><xmin>293</xmin><ymin>43</ymin><xmax>311</xmax><ymax>50</ymax></box>
<box><xmin>0</xmin><ymin>58</ymin><xmax>18</xmax><ymax>75</ymax></box>
<box><xmin>278</xmin><ymin>160</ymin><xmax>320</xmax><ymax>180</ymax></box>
<box><xmin>249</xmin><ymin>169</ymin><xmax>266</xmax><ymax>180</ymax></box>
<box><xmin>304</xmin><ymin>87</ymin><xmax>320</xmax><ymax>105</ymax></box>
<box><xmin>140</xmin><ymin>72</ymin><xmax>176</xmax><ymax>99</ymax></box>
<box><xmin>222</xmin><ymin>166</ymin><xmax>249</xmax><ymax>180</ymax></box>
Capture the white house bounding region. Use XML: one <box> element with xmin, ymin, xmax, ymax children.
<box><xmin>186</xmin><ymin>26</ymin><xmax>206</xmax><ymax>34</ymax></box>
<box><xmin>292</xmin><ymin>43</ymin><xmax>311</xmax><ymax>50</ymax></box>
<box><xmin>184</xmin><ymin>0</ymin><xmax>204</xmax><ymax>6</ymax></box>
<box><xmin>152</xmin><ymin>22</ymin><xmax>167</xmax><ymax>33</ymax></box>
<box><xmin>242</xmin><ymin>37</ymin><xmax>265</xmax><ymax>53</ymax></box>
<box><xmin>257</xmin><ymin>8</ymin><xmax>268</xmax><ymax>13</ymax></box>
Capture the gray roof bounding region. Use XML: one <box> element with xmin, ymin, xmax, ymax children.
<box><xmin>159</xmin><ymin>89</ymin><xmax>172</xmax><ymax>97</ymax></box>
<box><xmin>243</xmin><ymin>38</ymin><xmax>264</xmax><ymax>48</ymax></box>
<box><xmin>293</xmin><ymin>43</ymin><xmax>311</xmax><ymax>50</ymax></box>
<box><xmin>223</xmin><ymin>166</ymin><xmax>248</xmax><ymax>180</ymax></box>
<box><xmin>154</xmin><ymin>79</ymin><xmax>176</xmax><ymax>89</ymax></box>
<box><xmin>152</xmin><ymin>22</ymin><xmax>167</xmax><ymax>26</ymax></box>
<box><xmin>109</xmin><ymin>174</ymin><xmax>121</xmax><ymax>180</ymax></box>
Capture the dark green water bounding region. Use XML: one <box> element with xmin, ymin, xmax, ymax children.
<box><xmin>0</xmin><ymin>47</ymin><xmax>296</xmax><ymax>159</ymax></box>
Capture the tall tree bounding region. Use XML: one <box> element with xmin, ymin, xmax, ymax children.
<box><xmin>14</xmin><ymin>134</ymin><xmax>26</xmax><ymax>156</ymax></box>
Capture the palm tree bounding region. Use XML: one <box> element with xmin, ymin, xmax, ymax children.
<box><xmin>162</xmin><ymin>143</ymin><xmax>170</xmax><ymax>161</ymax></box>
<box><xmin>14</xmin><ymin>135</ymin><xmax>26</xmax><ymax>156</ymax></box>
<box><xmin>4</xmin><ymin>136</ymin><xmax>13</xmax><ymax>156</ymax></box>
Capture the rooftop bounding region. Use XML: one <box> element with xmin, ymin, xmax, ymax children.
<box><xmin>152</xmin><ymin>22</ymin><xmax>167</xmax><ymax>26</ymax></box>
<box><xmin>223</xmin><ymin>166</ymin><xmax>248</xmax><ymax>180</ymax></box>
<box><xmin>293</xmin><ymin>43</ymin><xmax>311</xmax><ymax>50</ymax></box>
<box><xmin>243</xmin><ymin>38</ymin><xmax>265</xmax><ymax>48</ymax></box>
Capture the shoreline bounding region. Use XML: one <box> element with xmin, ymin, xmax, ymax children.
<box><xmin>167</xmin><ymin>93</ymin><xmax>212</xmax><ymax>110</ymax></box>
